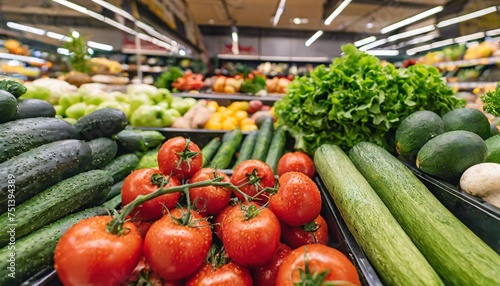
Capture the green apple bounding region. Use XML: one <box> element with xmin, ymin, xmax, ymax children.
<box><xmin>98</xmin><ymin>101</ymin><xmax>131</xmax><ymax>118</ymax></box>
<box><xmin>63</xmin><ymin>117</ymin><xmax>78</xmax><ymax>125</ymax></box>
<box><xmin>165</xmin><ymin>108</ymin><xmax>181</xmax><ymax>119</ymax></box>
<box><xmin>82</xmin><ymin>93</ymin><xmax>104</xmax><ymax>106</ymax></box>
<box><xmin>129</xmin><ymin>93</ymin><xmax>151</xmax><ymax>113</ymax></box>
<box><xmin>54</xmin><ymin>105</ymin><xmax>65</xmax><ymax>116</ymax></box>
<box><xmin>130</xmin><ymin>105</ymin><xmax>175</xmax><ymax>127</ymax></box>
<box><xmin>170</xmin><ymin>97</ymin><xmax>191</xmax><ymax>115</ymax></box>
<box><xmin>114</xmin><ymin>92</ymin><xmax>129</xmax><ymax>103</ymax></box>
<box><xmin>65</xmin><ymin>102</ymin><xmax>87</xmax><ymax>119</ymax></box>
<box><xmin>58</xmin><ymin>93</ymin><xmax>81</xmax><ymax>110</ymax></box>
<box><xmin>157</xmin><ymin>101</ymin><xmax>170</xmax><ymax>109</ymax></box>
<box><xmin>149</xmin><ymin>88</ymin><xmax>173</xmax><ymax>105</ymax></box>
<box><xmin>183</xmin><ymin>97</ymin><xmax>198</xmax><ymax>110</ymax></box>
<box><xmin>85</xmin><ymin>104</ymin><xmax>98</xmax><ymax>115</ymax></box>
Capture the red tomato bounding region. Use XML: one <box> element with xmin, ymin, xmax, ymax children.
<box><xmin>188</xmin><ymin>168</ymin><xmax>232</xmax><ymax>216</ymax></box>
<box><xmin>276</xmin><ymin>244</ymin><xmax>360</xmax><ymax>286</ymax></box>
<box><xmin>281</xmin><ymin>214</ymin><xmax>329</xmax><ymax>249</ymax></box>
<box><xmin>230</xmin><ymin>160</ymin><xmax>276</xmax><ymax>205</ymax></box>
<box><xmin>269</xmin><ymin>171</ymin><xmax>322</xmax><ymax>226</ymax></box>
<box><xmin>221</xmin><ymin>203</ymin><xmax>281</xmax><ymax>267</ymax></box>
<box><xmin>127</xmin><ymin>256</ymin><xmax>169</xmax><ymax>286</ymax></box>
<box><xmin>158</xmin><ymin>137</ymin><xmax>203</xmax><ymax>181</ymax></box>
<box><xmin>54</xmin><ymin>216</ymin><xmax>143</xmax><ymax>286</ymax></box>
<box><xmin>186</xmin><ymin>261</ymin><xmax>253</xmax><ymax>286</ymax></box>
<box><xmin>133</xmin><ymin>221</ymin><xmax>153</xmax><ymax>239</ymax></box>
<box><xmin>251</xmin><ymin>243</ymin><xmax>292</xmax><ymax>286</ymax></box>
<box><xmin>122</xmin><ymin>168</ymin><xmax>181</xmax><ymax>221</ymax></box>
<box><xmin>213</xmin><ymin>204</ymin><xmax>237</xmax><ymax>240</ymax></box>
<box><xmin>143</xmin><ymin>208</ymin><xmax>212</xmax><ymax>281</ymax></box>
<box><xmin>277</xmin><ymin>151</ymin><xmax>315</xmax><ymax>178</ymax></box>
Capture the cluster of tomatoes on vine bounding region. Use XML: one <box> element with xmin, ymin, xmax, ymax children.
<box><xmin>53</xmin><ymin>136</ymin><xmax>361</xmax><ymax>286</ymax></box>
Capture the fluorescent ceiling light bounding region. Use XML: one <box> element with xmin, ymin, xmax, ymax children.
<box><xmin>0</xmin><ymin>52</ymin><xmax>46</xmax><ymax>64</ymax></box>
<box><xmin>359</xmin><ymin>38</ymin><xmax>387</xmax><ymax>51</ymax></box>
<box><xmin>324</xmin><ymin>0</ymin><xmax>352</xmax><ymax>25</ymax></box>
<box><xmin>431</xmin><ymin>39</ymin><xmax>454</xmax><ymax>49</ymax></box>
<box><xmin>88</xmin><ymin>41</ymin><xmax>113</xmax><ymax>51</ymax></box>
<box><xmin>7</xmin><ymin>22</ymin><xmax>45</xmax><ymax>35</ymax></box>
<box><xmin>436</xmin><ymin>6</ymin><xmax>498</xmax><ymax>28</ymax></box>
<box><xmin>365</xmin><ymin>50</ymin><xmax>399</xmax><ymax>56</ymax></box>
<box><xmin>381</xmin><ymin>6</ymin><xmax>443</xmax><ymax>34</ymax></box>
<box><xmin>103</xmin><ymin>17</ymin><xmax>137</xmax><ymax>35</ymax></box>
<box><xmin>466</xmin><ymin>41</ymin><xmax>479</xmax><ymax>48</ymax></box>
<box><xmin>454</xmin><ymin>32</ymin><xmax>485</xmax><ymax>43</ymax></box>
<box><xmin>71</xmin><ymin>31</ymin><xmax>80</xmax><ymax>38</ymax></box>
<box><xmin>179</xmin><ymin>50</ymin><xmax>186</xmax><ymax>56</ymax></box>
<box><xmin>354</xmin><ymin>36</ymin><xmax>376</xmax><ymax>47</ymax></box>
<box><xmin>406</xmin><ymin>44</ymin><xmax>432</xmax><ymax>55</ymax></box>
<box><xmin>232</xmin><ymin>32</ymin><xmax>238</xmax><ymax>42</ymax></box>
<box><xmin>46</xmin><ymin>31</ymin><xmax>71</xmax><ymax>42</ymax></box>
<box><xmin>293</xmin><ymin>18</ymin><xmax>301</xmax><ymax>25</ymax></box>
<box><xmin>305</xmin><ymin>30</ymin><xmax>323</xmax><ymax>47</ymax></box>
<box><xmin>87</xmin><ymin>48</ymin><xmax>94</xmax><ymax>54</ymax></box>
<box><xmin>486</xmin><ymin>28</ymin><xmax>500</xmax><ymax>36</ymax></box>
<box><xmin>273</xmin><ymin>0</ymin><xmax>286</xmax><ymax>26</ymax></box>
<box><xmin>52</xmin><ymin>0</ymin><xmax>87</xmax><ymax>14</ymax></box>
<box><xmin>387</xmin><ymin>25</ymin><xmax>435</xmax><ymax>42</ymax></box>
<box><xmin>405</xmin><ymin>33</ymin><xmax>439</xmax><ymax>45</ymax></box>
<box><xmin>57</xmin><ymin>48</ymin><xmax>70</xmax><ymax>55</ymax></box>
<box><xmin>137</xmin><ymin>33</ymin><xmax>153</xmax><ymax>42</ymax></box>
<box><xmin>91</xmin><ymin>0</ymin><xmax>135</xmax><ymax>21</ymax></box>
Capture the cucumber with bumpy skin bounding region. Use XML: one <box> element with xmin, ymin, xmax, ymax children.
<box><xmin>232</xmin><ymin>130</ymin><xmax>258</xmax><ymax>169</ymax></box>
<box><xmin>265</xmin><ymin>125</ymin><xmax>287</xmax><ymax>173</ymax></box>
<box><xmin>13</xmin><ymin>99</ymin><xmax>56</xmax><ymax>119</ymax></box>
<box><xmin>87</xmin><ymin>137</ymin><xmax>118</xmax><ymax>170</ymax></box>
<box><xmin>314</xmin><ymin>144</ymin><xmax>443</xmax><ymax>286</ymax></box>
<box><xmin>114</xmin><ymin>130</ymin><xmax>165</xmax><ymax>153</ymax></box>
<box><xmin>201</xmin><ymin>137</ymin><xmax>221</xmax><ymax>167</ymax></box>
<box><xmin>75</xmin><ymin>108</ymin><xmax>128</xmax><ymax>140</ymax></box>
<box><xmin>0</xmin><ymin>170</ymin><xmax>113</xmax><ymax>247</ymax></box>
<box><xmin>102</xmin><ymin>153</ymin><xmax>140</xmax><ymax>183</ymax></box>
<box><xmin>251</xmin><ymin>117</ymin><xmax>274</xmax><ymax>161</ymax></box>
<box><xmin>210</xmin><ymin>129</ymin><xmax>243</xmax><ymax>169</ymax></box>
<box><xmin>349</xmin><ymin>141</ymin><xmax>500</xmax><ymax>285</ymax></box>
<box><xmin>0</xmin><ymin>195</ymin><xmax>121</xmax><ymax>286</ymax></box>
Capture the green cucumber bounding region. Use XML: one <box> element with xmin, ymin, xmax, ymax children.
<box><xmin>265</xmin><ymin>125</ymin><xmax>287</xmax><ymax>173</ymax></box>
<box><xmin>114</xmin><ymin>130</ymin><xmax>165</xmax><ymax>153</ymax></box>
<box><xmin>314</xmin><ymin>144</ymin><xmax>443</xmax><ymax>286</ymax></box>
<box><xmin>485</xmin><ymin>134</ymin><xmax>500</xmax><ymax>163</ymax></box>
<box><xmin>232</xmin><ymin>130</ymin><xmax>258</xmax><ymax>169</ymax></box>
<box><xmin>88</xmin><ymin>137</ymin><xmax>118</xmax><ymax>170</ymax></box>
<box><xmin>13</xmin><ymin>99</ymin><xmax>56</xmax><ymax>120</ymax></box>
<box><xmin>395</xmin><ymin>110</ymin><xmax>444</xmax><ymax>161</ymax></box>
<box><xmin>416</xmin><ymin>130</ymin><xmax>487</xmax><ymax>183</ymax></box>
<box><xmin>210</xmin><ymin>129</ymin><xmax>243</xmax><ymax>169</ymax></box>
<box><xmin>0</xmin><ymin>117</ymin><xmax>79</xmax><ymax>163</ymax></box>
<box><xmin>0</xmin><ymin>139</ymin><xmax>92</xmax><ymax>213</ymax></box>
<box><xmin>0</xmin><ymin>170</ymin><xmax>113</xmax><ymax>247</ymax></box>
<box><xmin>349</xmin><ymin>141</ymin><xmax>500</xmax><ymax>285</ymax></box>
<box><xmin>201</xmin><ymin>137</ymin><xmax>221</xmax><ymax>167</ymax></box>
<box><xmin>0</xmin><ymin>196</ymin><xmax>121</xmax><ymax>285</ymax></box>
<box><xmin>0</xmin><ymin>90</ymin><xmax>17</xmax><ymax>123</ymax></box>
<box><xmin>251</xmin><ymin>117</ymin><xmax>274</xmax><ymax>161</ymax></box>
<box><xmin>103</xmin><ymin>180</ymin><xmax>125</xmax><ymax>202</ymax></box>
<box><xmin>442</xmin><ymin>108</ymin><xmax>491</xmax><ymax>140</ymax></box>
<box><xmin>74</xmin><ymin>108</ymin><xmax>128</xmax><ymax>140</ymax></box>
<box><xmin>102</xmin><ymin>153</ymin><xmax>140</xmax><ymax>183</ymax></box>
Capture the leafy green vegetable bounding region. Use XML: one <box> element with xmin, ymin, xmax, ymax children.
<box><xmin>0</xmin><ymin>80</ymin><xmax>27</xmax><ymax>97</ymax></box>
<box><xmin>274</xmin><ymin>44</ymin><xmax>465</xmax><ymax>155</ymax></box>
<box><xmin>240</xmin><ymin>75</ymin><xmax>267</xmax><ymax>94</ymax></box>
<box><xmin>154</xmin><ymin>67</ymin><xmax>184</xmax><ymax>90</ymax></box>
<box><xmin>481</xmin><ymin>83</ymin><xmax>500</xmax><ymax>117</ymax></box>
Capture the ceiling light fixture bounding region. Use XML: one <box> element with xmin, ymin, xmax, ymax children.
<box><xmin>381</xmin><ymin>6</ymin><xmax>443</xmax><ymax>34</ymax></box>
<box><xmin>404</xmin><ymin>33</ymin><xmax>439</xmax><ymax>46</ymax></box>
<box><xmin>305</xmin><ymin>30</ymin><xmax>323</xmax><ymax>47</ymax></box>
<box><xmin>454</xmin><ymin>32</ymin><xmax>485</xmax><ymax>43</ymax></box>
<box><xmin>91</xmin><ymin>0</ymin><xmax>135</xmax><ymax>21</ymax></box>
<box><xmin>0</xmin><ymin>52</ymin><xmax>46</xmax><ymax>64</ymax></box>
<box><xmin>436</xmin><ymin>6</ymin><xmax>498</xmax><ymax>28</ymax></box>
<box><xmin>179</xmin><ymin>50</ymin><xmax>186</xmax><ymax>56</ymax></box>
<box><xmin>324</xmin><ymin>0</ymin><xmax>352</xmax><ymax>25</ymax></box>
<box><xmin>273</xmin><ymin>0</ymin><xmax>287</xmax><ymax>26</ymax></box>
<box><xmin>354</xmin><ymin>36</ymin><xmax>376</xmax><ymax>47</ymax></box>
<box><xmin>293</xmin><ymin>17</ymin><xmax>301</xmax><ymax>25</ymax></box>
<box><xmin>486</xmin><ymin>28</ymin><xmax>500</xmax><ymax>36</ymax></box>
<box><xmin>365</xmin><ymin>50</ymin><xmax>399</xmax><ymax>56</ymax></box>
<box><xmin>88</xmin><ymin>41</ymin><xmax>114</xmax><ymax>51</ymax></box>
<box><xmin>387</xmin><ymin>25</ymin><xmax>435</xmax><ymax>42</ymax></box>
<box><xmin>46</xmin><ymin>31</ymin><xmax>71</xmax><ymax>42</ymax></box>
<box><xmin>366</xmin><ymin>22</ymin><xmax>374</xmax><ymax>29</ymax></box>
<box><xmin>6</xmin><ymin>22</ymin><xmax>45</xmax><ymax>35</ymax></box>
<box><xmin>56</xmin><ymin>48</ymin><xmax>71</xmax><ymax>55</ymax></box>
<box><xmin>359</xmin><ymin>38</ymin><xmax>387</xmax><ymax>51</ymax></box>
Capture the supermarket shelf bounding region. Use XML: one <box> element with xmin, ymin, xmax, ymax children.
<box><xmin>434</xmin><ymin>56</ymin><xmax>500</xmax><ymax>69</ymax></box>
<box><xmin>447</xmin><ymin>81</ymin><xmax>498</xmax><ymax>90</ymax></box>
<box><xmin>172</xmin><ymin>92</ymin><xmax>284</xmax><ymax>105</ymax></box>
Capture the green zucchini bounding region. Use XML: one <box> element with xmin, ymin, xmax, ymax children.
<box><xmin>114</xmin><ymin>129</ymin><xmax>165</xmax><ymax>153</ymax></box>
<box><xmin>0</xmin><ymin>90</ymin><xmax>17</xmax><ymax>123</ymax></box>
<box><xmin>0</xmin><ymin>196</ymin><xmax>121</xmax><ymax>285</ymax></box>
<box><xmin>209</xmin><ymin>128</ymin><xmax>243</xmax><ymax>169</ymax></box>
<box><xmin>87</xmin><ymin>137</ymin><xmax>118</xmax><ymax>170</ymax></box>
<box><xmin>0</xmin><ymin>139</ymin><xmax>92</xmax><ymax>213</ymax></box>
<box><xmin>74</xmin><ymin>108</ymin><xmax>128</xmax><ymax>140</ymax></box>
<box><xmin>314</xmin><ymin>144</ymin><xmax>443</xmax><ymax>286</ymax></box>
<box><xmin>251</xmin><ymin>117</ymin><xmax>274</xmax><ymax>161</ymax></box>
<box><xmin>232</xmin><ymin>130</ymin><xmax>258</xmax><ymax>169</ymax></box>
<box><xmin>0</xmin><ymin>170</ymin><xmax>113</xmax><ymax>247</ymax></box>
<box><xmin>0</xmin><ymin>117</ymin><xmax>79</xmax><ymax>163</ymax></box>
<box><xmin>349</xmin><ymin>141</ymin><xmax>500</xmax><ymax>285</ymax></box>
<box><xmin>265</xmin><ymin>125</ymin><xmax>287</xmax><ymax>173</ymax></box>
<box><xmin>13</xmin><ymin>99</ymin><xmax>56</xmax><ymax>120</ymax></box>
<box><xmin>102</xmin><ymin>153</ymin><xmax>140</xmax><ymax>183</ymax></box>
<box><xmin>201</xmin><ymin>137</ymin><xmax>221</xmax><ymax>167</ymax></box>
<box><xmin>103</xmin><ymin>180</ymin><xmax>125</xmax><ymax>202</ymax></box>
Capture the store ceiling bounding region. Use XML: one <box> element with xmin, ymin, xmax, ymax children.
<box><xmin>188</xmin><ymin>0</ymin><xmax>451</xmax><ymax>34</ymax></box>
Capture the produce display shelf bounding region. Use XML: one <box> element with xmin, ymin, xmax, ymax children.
<box><xmin>434</xmin><ymin>56</ymin><xmax>500</xmax><ymax>69</ymax></box>
<box><xmin>402</xmin><ymin>161</ymin><xmax>500</xmax><ymax>254</ymax></box>
<box><xmin>171</xmin><ymin>92</ymin><xmax>284</xmax><ymax>105</ymax></box>
<box><xmin>447</xmin><ymin>81</ymin><xmax>498</xmax><ymax>90</ymax></box>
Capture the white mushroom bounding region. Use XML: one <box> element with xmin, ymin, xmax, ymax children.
<box><xmin>460</xmin><ymin>163</ymin><xmax>500</xmax><ymax>208</ymax></box>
